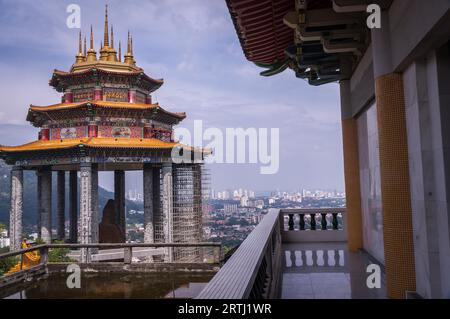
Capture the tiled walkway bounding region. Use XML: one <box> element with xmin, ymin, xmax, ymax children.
<box><xmin>281</xmin><ymin>242</ymin><xmax>386</xmax><ymax>299</ymax></box>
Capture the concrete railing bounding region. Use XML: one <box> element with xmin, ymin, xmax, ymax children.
<box><xmin>197</xmin><ymin>208</ymin><xmax>283</xmax><ymax>299</ymax></box>
<box><xmin>197</xmin><ymin>208</ymin><xmax>347</xmax><ymax>299</ymax></box>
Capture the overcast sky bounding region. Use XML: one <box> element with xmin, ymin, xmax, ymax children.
<box><xmin>0</xmin><ymin>0</ymin><xmax>344</xmax><ymax>193</ymax></box>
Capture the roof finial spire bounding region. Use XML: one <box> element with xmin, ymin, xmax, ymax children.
<box><xmin>110</xmin><ymin>25</ymin><xmax>114</xmax><ymax>49</ymax></box>
<box><xmin>127</xmin><ymin>31</ymin><xmax>131</xmax><ymax>53</ymax></box>
<box><xmin>90</xmin><ymin>25</ymin><xmax>94</xmax><ymax>50</ymax></box>
<box><xmin>86</xmin><ymin>25</ymin><xmax>97</xmax><ymax>62</ymax></box>
<box><xmin>131</xmin><ymin>35</ymin><xmax>134</xmax><ymax>55</ymax></box>
<box><xmin>118</xmin><ymin>41</ymin><xmax>122</xmax><ymax>62</ymax></box>
<box><xmin>103</xmin><ymin>4</ymin><xmax>109</xmax><ymax>47</ymax></box>
<box><xmin>75</xmin><ymin>30</ymin><xmax>84</xmax><ymax>64</ymax></box>
<box><xmin>78</xmin><ymin>30</ymin><xmax>82</xmax><ymax>54</ymax></box>
<box><xmin>124</xmin><ymin>31</ymin><xmax>135</xmax><ymax>65</ymax></box>
<box><xmin>83</xmin><ymin>35</ymin><xmax>87</xmax><ymax>60</ymax></box>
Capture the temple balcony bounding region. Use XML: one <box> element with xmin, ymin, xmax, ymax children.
<box><xmin>197</xmin><ymin>208</ymin><xmax>387</xmax><ymax>299</ymax></box>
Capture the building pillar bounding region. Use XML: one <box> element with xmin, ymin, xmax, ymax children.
<box><xmin>128</xmin><ymin>89</ymin><xmax>136</xmax><ymax>103</ymax></box>
<box><xmin>69</xmin><ymin>170</ymin><xmax>78</xmax><ymax>243</ymax></box>
<box><xmin>162</xmin><ymin>162</ymin><xmax>173</xmax><ymax>262</ymax></box>
<box><xmin>64</xmin><ymin>89</ymin><xmax>73</xmax><ymax>103</ymax></box>
<box><xmin>153</xmin><ymin>167</ymin><xmax>162</xmax><ymax>243</ymax></box>
<box><xmin>36</xmin><ymin>171</ymin><xmax>42</xmax><ymax>239</ymax></box>
<box><xmin>114</xmin><ymin>170</ymin><xmax>126</xmax><ymax>241</ymax></box>
<box><xmin>143</xmin><ymin>164</ymin><xmax>154</xmax><ymax>243</ymax></box>
<box><xmin>91</xmin><ymin>166</ymin><xmax>99</xmax><ymax>245</ymax></box>
<box><xmin>9</xmin><ymin>167</ymin><xmax>23</xmax><ymax>251</ymax></box>
<box><xmin>340</xmin><ymin>80</ymin><xmax>363</xmax><ymax>252</ymax></box>
<box><xmin>40</xmin><ymin>169</ymin><xmax>52</xmax><ymax>244</ymax></box>
<box><xmin>79</xmin><ymin>163</ymin><xmax>98</xmax><ymax>263</ymax></box>
<box><xmin>372</xmin><ymin>11</ymin><xmax>416</xmax><ymax>298</ymax></box>
<box><xmin>40</xmin><ymin>127</ymin><xmax>50</xmax><ymax>141</ymax></box>
<box><xmin>94</xmin><ymin>86</ymin><xmax>103</xmax><ymax>101</ymax></box>
<box><xmin>88</xmin><ymin>121</ymin><xmax>98</xmax><ymax>138</ymax></box>
<box><xmin>57</xmin><ymin>171</ymin><xmax>66</xmax><ymax>240</ymax></box>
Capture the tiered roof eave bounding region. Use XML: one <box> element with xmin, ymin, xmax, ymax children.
<box><xmin>49</xmin><ymin>66</ymin><xmax>164</xmax><ymax>93</ymax></box>
<box><xmin>26</xmin><ymin>101</ymin><xmax>187</xmax><ymax>126</ymax></box>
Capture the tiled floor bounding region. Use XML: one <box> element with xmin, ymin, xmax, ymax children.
<box><xmin>281</xmin><ymin>242</ymin><xmax>386</xmax><ymax>299</ymax></box>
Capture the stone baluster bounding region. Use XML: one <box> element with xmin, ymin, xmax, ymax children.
<box><xmin>332</xmin><ymin>213</ymin><xmax>339</xmax><ymax>230</ymax></box>
<box><xmin>299</xmin><ymin>213</ymin><xmax>305</xmax><ymax>230</ymax></box>
<box><xmin>288</xmin><ymin>214</ymin><xmax>294</xmax><ymax>231</ymax></box>
<box><xmin>310</xmin><ymin>213</ymin><xmax>316</xmax><ymax>230</ymax></box>
<box><xmin>321</xmin><ymin>213</ymin><xmax>327</xmax><ymax>230</ymax></box>
<box><xmin>334</xmin><ymin>249</ymin><xmax>340</xmax><ymax>267</ymax></box>
<box><xmin>324</xmin><ymin>250</ymin><xmax>329</xmax><ymax>266</ymax></box>
<box><xmin>311</xmin><ymin>250</ymin><xmax>318</xmax><ymax>266</ymax></box>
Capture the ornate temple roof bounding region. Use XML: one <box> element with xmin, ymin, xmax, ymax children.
<box><xmin>27</xmin><ymin>101</ymin><xmax>186</xmax><ymax>118</ymax></box>
<box><xmin>0</xmin><ymin>138</ymin><xmax>178</xmax><ymax>152</ymax></box>
<box><xmin>49</xmin><ymin>5</ymin><xmax>163</xmax><ymax>93</ymax></box>
<box><xmin>226</xmin><ymin>0</ymin><xmax>392</xmax><ymax>85</ymax></box>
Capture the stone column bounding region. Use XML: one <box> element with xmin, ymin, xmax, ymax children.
<box><xmin>40</xmin><ymin>169</ymin><xmax>52</xmax><ymax>244</ymax></box>
<box><xmin>143</xmin><ymin>164</ymin><xmax>154</xmax><ymax>243</ymax></box>
<box><xmin>91</xmin><ymin>166</ymin><xmax>99</xmax><ymax>246</ymax></box>
<box><xmin>114</xmin><ymin>170</ymin><xmax>126</xmax><ymax>241</ymax></box>
<box><xmin>69</xmin><ymin>171</ymin><xmax>78</xmax><ymax>243</ymax></box>
<box><xmin>340</xmin><ymin>80</ymin><xmax>363</xmax><ymax>252</ymax></box>
<box><xmin>9</xmin><ymin>167</ymin><xmax>23</xmax><ymax>251</ymax></box>
<box><xmin>162</xmin><ymin>162</ymin><xmax>173</xmax><ymax>262</ymax></box>
<box><xmin>79</xmin><ymin>163</ymin><xmax>98</xmax><ymax>263</ymax></box>
<box><xmin>372</xmin><ymin>11</ymin><xmax>416</xmax><ymax>299</ymax></box>
<box><xmin>153</xmin><ymin>167</ymin><xmax>162</xmax><ymax>243</ymax></box>
<box><xmin>57</xmin><ymin>171</ymin><xmax>66</xmax><ymax>240</ymax></box>
<box><xmin>36</xmin><ymin>171</ymin><xmax>42</xmax><ymax>239</ymax></box>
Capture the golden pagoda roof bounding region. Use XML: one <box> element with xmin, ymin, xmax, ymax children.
<box><xmin>0</xmin><ymin>137</ymin><xmax>179</xmax><ymax>153</ymax></box>
<box><xmin>27</xmin><ymin>101</ymin><xmax>186</xmax><ymax>118</ymax></box>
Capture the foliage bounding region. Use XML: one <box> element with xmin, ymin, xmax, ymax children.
<box><xmin>0</xmin><ymin>247</ymin><xmax>18</xmax><ymax>276</ymax></box>
<box><xmin>48</xmin><ymin>240</ymin><xmax>73</xmax><ymax>263</ymax></box>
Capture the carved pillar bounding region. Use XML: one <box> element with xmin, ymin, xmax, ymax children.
<box><xmin>143</xmin><ymin>164</ymin><xmax>154</xmax><ymax>243</ymax></box>
<box><xmin>128</xmin><ymin>89</ymin><xmax>136</xmax><ymax>103</ymax></box>
<box><xmin>56</xmin><ymin>171</ymin><xmax>66</xmax><ymax>240</ymax></box>
<box><xmin>40</xmin><ymin>168</ymin><xmax>52</xmax><ymax>244</ymax></box>
<box><xmin>64</xmin><ymin>89</ymin><xmax>73</xmax><ymax>103</ymax></box>
<box><xmin>91</xmin><ymin>166</ymin><xmax>99</xmax><ymax>246</ymax></box>
<box><xmin>152</xmin><ymin>167</ymin><xmax>162</xmax><ymax>243</ymax></box>
<box><xmin>36</xmin><ymin>171</ymin><xmax>42</xmax><ymax>239</ymax></box>
<box><xmin>69</xmin><ymin>170</ymin><xmax>78</xmax><ymax>243</ymax></box>
<box><xmin>88</xmin><ymin>121</ymin><xmax>98</xmax><ymax>138</ymax></box>
<box><xmin>40</xmin><ymin>127</ymin><xmax>50</xmax><ymax>141</ymax></box>
<box><xmin>9</xmin><ymin>167</ymin><xmax>23</xmax><ymax>251</ymax></box>
<box><xmin>94</xmin><ymin>86</ymin><xmax>103</xmax><ymax>101</ymax></box>
<box><xmin>162</xmin><ymin>162</ymin><xmax>173</xmax><ymax>262</ymax></box>
<box><xmin>79</xmin><ymin>163</ymin><xmax>98</xmax><ymax>262</ymax></box>
<box><xmin>114</xmin><ymin>170</ymin><xmax>126</xmax><ymax>241</ymax></box>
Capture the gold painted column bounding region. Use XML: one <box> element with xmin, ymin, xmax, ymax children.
<box><xmin>375</xmin><ymin>73</ymin><xmax>416</xmax><ymax>298</ymax></box>
<box><xmin>340</xmin><ymin>80</ymin><xmax>363</xmax><ymax>252</ymax></box>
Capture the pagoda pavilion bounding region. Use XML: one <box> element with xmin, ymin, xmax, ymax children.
<box><xmin>0</xmin><ymin>6</ymin><xmax>207</xmax><ymax>262</ymax></box>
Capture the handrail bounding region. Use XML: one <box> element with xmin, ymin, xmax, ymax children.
<box><xmin>196</xmin><ymin>208</ymin><xmax>281</xmax><ymax>299</ymax></box>
<box><xmin>197</xmin><ymin>208</ymin><xmax>347</xmax><ymax>299</ymax></box>
<box><xmin>0</xmin><ymin>242</ymin><xmax>221</xmax><ymax>260</ymax></box>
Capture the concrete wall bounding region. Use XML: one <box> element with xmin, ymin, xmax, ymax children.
<box><xmin>346</xmin><ymin>0</ymin><xmax>450</xmax><ymax>298</ymax></box>
<box><xmin>403</xmin><ymin>44</ymin><xmax>450</xmax><ymax>298</ymax></box>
